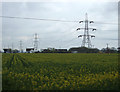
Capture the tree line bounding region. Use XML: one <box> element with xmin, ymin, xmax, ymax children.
<box><xmin>2</xmin><ymin>46</ymin><xmax>119</xmax><ymax>53</ymax></box>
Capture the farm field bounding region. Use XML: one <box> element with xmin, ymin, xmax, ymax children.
<box><xmin>2</xmin><ymin>53</ymin><xmax>119</xmax><ymax>91</ymax></box>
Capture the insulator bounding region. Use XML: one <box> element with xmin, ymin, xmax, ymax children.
<box><xmin>91</xmin><ymin>36</ymin><xmax>95</xmax><ymax>38</ymax></box>
<box><xmin>90</xmin><ymin>21</ymin><xmax>94</xmax><ymax>23</ymax></box>
<box><xmin>79</xmin><ymin>21</ymin><xmax>83</xmax><ymax>23</ymax></box>
<box><xmin>78</xmin><ymin>35</ymin><xmax>82</xmax><ymax>37</ymax></box>
<box><xmin>76</xmin><ymin>28</ymin><xmax>80</xmax><ymax>30</ymax></box>
<box><xmin>92</xmin><ymin>29</ymin><xmax>96</xmax><ymax>31</ymax></box>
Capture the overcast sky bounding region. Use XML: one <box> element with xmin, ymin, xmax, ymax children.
<box><xmin>1</xmin><ymin>1</ymin><xmax>118</xmax><ymax>51</ymax></box>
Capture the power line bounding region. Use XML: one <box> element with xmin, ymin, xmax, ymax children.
<box><xmin>0</xmin><ymin>16</ymin><xmax>78</xmax><ymax>23</ymax></box>
<box><xmin>95</xmin><ymin>21</ymin><xmax>118</xmax><ymax>25</ymax></box>
<box><xmin>0</xmin><ymin>15</ymin><xmax>118</xmax><ymax>25</ymax></box>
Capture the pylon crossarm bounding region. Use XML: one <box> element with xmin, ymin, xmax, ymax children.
<box><xmin>90</xmin><ymin>35</ymin><xmax>95</xmax><ymax>38</ymax></box>
<box><xmin>86</xmin><ymin>28</ymin><xmax>96</xmax><ymax>30</ymax></box>
<box><xmin>76</xmin><ymin>28</ymin><xmax>85</xmax><ymax>31</ymax></box>
<box><xmin>86</xmin><ymin>28</ymin><xmax>96</xmax><ymax>31</ymax></box>
<box><xmin>79</xmin><ymin>21</ymin><xmax>94</xmax><ymax>23</ymax></box>
<box><xmin>78</xmin><ymin>35</ymin><xmax>84</xmax><ymax>38</ymax></box>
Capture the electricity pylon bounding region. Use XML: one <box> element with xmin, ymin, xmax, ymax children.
<box><xmin>76</xmin><ymin>13</ymin><xmax>96</xmax><ymax>48</ymax></box>
<box><xmin>34</xmin><ymin>33</ymin><xmax>38</xmax><ymax>51</ymax></box>
<box><xmin>19</xmin><ymin>40</ymin><xmax>23</xmax><ymax>53</ymax></box>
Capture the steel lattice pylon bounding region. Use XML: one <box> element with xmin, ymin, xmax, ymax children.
<box><xmin>19</xmin><ymin>40</ymin><xmax>23</xmax><ymax>53</ymax></box>
<box><xmin>34</xmin><ymin>33</ymin><xmax>38</xmax><ymax>51</ymax></box>
<box><xmin>76</xmin><ymin>13</ymin><xmax>96</xmax><ymax>48</ymax></box>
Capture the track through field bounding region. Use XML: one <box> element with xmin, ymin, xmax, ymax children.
<box><xmin>5</xmin><ymin>54</ymin><xmax>31</xmax><ymax>69</ymax></box>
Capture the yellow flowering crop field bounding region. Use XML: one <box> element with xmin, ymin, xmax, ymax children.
<box><xmin>2</xmin><ymin>53</ymin><xmax>119</xmax><ymax>91</ymax></box>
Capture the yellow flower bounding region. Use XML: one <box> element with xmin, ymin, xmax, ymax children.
<box><xmin>32</xmin><ymin>81</ymin><xmax>37</xmax><ymax>85</ymax></box>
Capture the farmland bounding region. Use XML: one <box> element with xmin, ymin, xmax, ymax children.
<box><xmin>2</xmin><ymin>53</ymin><xmax>119</xmax><ymax>90</ymax></box>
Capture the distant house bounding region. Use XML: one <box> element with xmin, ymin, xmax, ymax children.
<box><xmin>71</xmin><ymin>51</ymin><xmax>78</xmax><ymax>53</ymax></box>
<box><xmin>3</xmin><ymin>48</ymin><xmax>12</xmax><ymax>53</ymax></box>
<box><xmin>12</xmin><ymin>49</ymin><xmax>19</xmax><ymax>53</ymax></box>
<box><xmin>117</xmin><ymin>47</ymin><xmax>120</xmax><ymax>53</ymax></box>
<box><xmin>26</xmin><ymin>48</ymin><xmax>34</xmax><ymax>53</ymax></box>
<box><xmin>54</xmin><ymin>49</ymin><xmax>68</xmax><ymax>53</ymax></box>
<box><xmin>34</xmin><ymin>50</ymin><xmax>40</xmax><ymax>53</ymax></box>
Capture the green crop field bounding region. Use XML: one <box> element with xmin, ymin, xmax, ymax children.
<box><xmin>2</xmin><ymin>53</ymin><xmax>119</xmax><ymax>91</ymax></box>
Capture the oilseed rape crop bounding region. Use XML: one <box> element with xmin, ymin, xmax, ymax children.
<box><xmin>2</xmin><ymin>53</ymin><xmax>119</xmax><ymax>91</ymax></box>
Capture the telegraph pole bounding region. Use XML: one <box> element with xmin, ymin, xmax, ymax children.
<box><xmin>76</xmin><ymin>13</ymin><xmax>96</xmax><ymax>48</ymax></box>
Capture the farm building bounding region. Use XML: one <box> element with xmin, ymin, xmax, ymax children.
<box><xmin>26</xmin><ymin>47</ymin><xmax>34</xmax><ymax>53</ymax></box>
<box><xmin>3</xmin><ymin>48</ymin><xmax>12</xmax><ymax>53</ymax></box>
<box><xmin>54</xmin><ymin>49</ymin><xmax>68</xmax><ymax>53</ymax></box>
<box><xmin>69</xmin><ymin>47</ymin><xmax>99</xmax><ymax>53</ymax></box>
<box><xmin>41</xmin><ymin>48</ymin><xmax>68</xmax><ymax>53</ymax></box>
